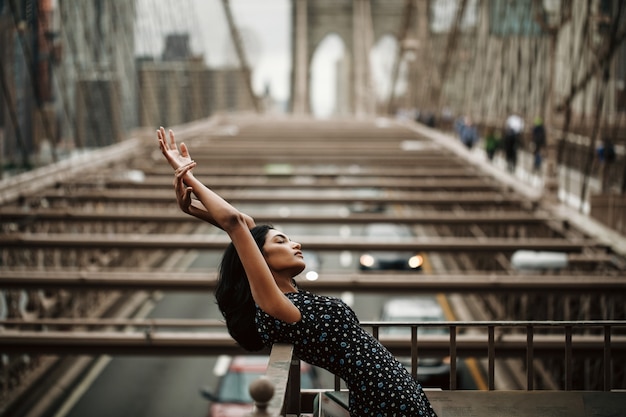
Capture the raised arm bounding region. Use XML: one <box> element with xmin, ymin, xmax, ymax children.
<box><xmin>157</xmin><ymin>128</ymin><xmax>301</xmax><ymax>323</ymax></box>
<box><xmin>157</xmin><ymin>127</ymin><xmax>252</xmax><ymax>228</ymax></box>
<box><xmin>173</xmin><ymin>162</ymin><xmax>255</xmax><ymax>229</ymax></box>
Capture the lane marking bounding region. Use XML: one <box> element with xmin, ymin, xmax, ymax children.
<box><xmin>53</xmin><ymin>356</ymin><xmax>112</xmax><ymax>417</ymax></box>
<box><xmin>53</xmin><ymin>298</ymin><xmax>158</xmax><ymax>416</ymax></box>
<box><xmin>437</xmin><ymin>293</ymin><xmax>488</xmax><ymax>391</ymax></box>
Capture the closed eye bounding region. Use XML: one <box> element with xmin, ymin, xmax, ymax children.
<box><xmin>273</xmin><ymin>233</ymin><xmax>289</xmax><ymax>244</ymax></box>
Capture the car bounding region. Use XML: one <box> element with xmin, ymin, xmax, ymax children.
<box><xmin>358</xmin><ymin>223</ymin><xmax>424</xmax><ymax>271</ymax></box>
<box><xmin>380</xmin><ymin>296</ymin><xmax>451</xmax><ymax>387</ymax></box>
<box><xmin>201</xmin><ymin>355</ymin><xmax>320</xmax><ymax>417</ymax></box>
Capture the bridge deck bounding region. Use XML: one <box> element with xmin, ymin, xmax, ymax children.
<box><xmin>1</xmin><ymin>115</ymin><xmax>625</xmax><ymax>416</ymax></box>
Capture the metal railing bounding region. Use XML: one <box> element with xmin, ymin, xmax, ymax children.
<box><xmin>245</xmin><ymin>320</ymin><xmax>626</xmax><ymax>416</ymax></box>
<box><xmin>364</xmin><ymin>320</ymin><xmax>626</xmax><ymax>391</ymax></box>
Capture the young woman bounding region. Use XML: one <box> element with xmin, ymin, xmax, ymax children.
<box><xmin>157</xmin><ymin>127</ymin><xmax>438</xmax><ymax>417</ymax></box>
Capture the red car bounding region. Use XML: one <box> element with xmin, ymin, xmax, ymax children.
<box><xmin>201</xmin><ymin>355</ymin><xmax>320</xmax><ymax>417</ymax></box>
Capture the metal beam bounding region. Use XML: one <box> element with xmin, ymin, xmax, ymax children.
<box><xmin>0</xmin><ymin>233</ymin><xmax>592</xmax><ymax>252</ymax></box>
<box><xmin>27</xmin><ymin>189</ymin><xmax>530</xmax><ymax>205</ymax></box>
<box><xmin>63</xmin><ymin>177</ymin><xmax>497</xmax><ymax>191</ymax></box>
<box><xmin>0</xmin><ymin>208</ymin><xmax>548</xmax><ymax>224</ymax></box>
<box><xmin>139</xmin><ymin>166</ymin><xmax>484</xmax><ymax>178</ymax></box>
<box><xmin>0</xmin><ymin>330</ymin><xmax>624</xmax><ymax>358</ymax></box>
<box><xmin>1</xmin><ymin>270</ymin><xmax>622</xmax><ymax>293</ymax></box>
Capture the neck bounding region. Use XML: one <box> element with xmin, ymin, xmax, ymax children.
<box><xmin>275</xmin><ymin>276</ymin><xmax>297</xmax><ymax>293</ymax></box>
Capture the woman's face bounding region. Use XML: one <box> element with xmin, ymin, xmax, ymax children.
<box><xmin>262</xmin><ymin>229</ymin><xmax>306</xmax><ymax>277</ymax></box>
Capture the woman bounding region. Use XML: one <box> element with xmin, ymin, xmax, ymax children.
<box><xmin>157</xmin><ymin>127</ymin><xmax>438</xmax><ymax>417</ymax></box>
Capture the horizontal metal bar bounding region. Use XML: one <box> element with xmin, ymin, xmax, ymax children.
<box><xmin>4</xmin><ymin>319</ymin><xmax>623</xmax><ymax>330</ymax></box>
<box><xmin>30</xmin><ymin>189</ymin><xmax>529</xmax><ymax>205</ymax></box>
<box><xmin>70</xmin><ymin>177</ymin><xmax>495</xmax><ymax>191</ymax></box>
<box><xmin>0</xmin><ymin>330</ymin><xmax>248</xmax><ymax>355</ymax></box>
<box><xmin>0</xmin><ymin>233</ymin><xmax>590</xmax><ymax>251</ymax></box>
<box><xmin>0</xmin><ymin>270</ymin><xmax>623</xmax><ymax>292</ymax></box>
<box><xmin>1</xmin><ymin>330</ymin><xmax>624</xmax><ymax>357</ymax></box>
<box><xmin>0</xmin><ymin>318</ymin><xmax>225</xmax><ymax>328</ymax></box>
<box><xmin>155</xmin><ymin>154</ymin><xmax>456</xmax><ymax>163</ymax></box>
<box><xmin>0</xmin><ymin>208</ymin><xmax>547</xmax><ymax>225</ymax></box>
<box><xmin>141</xmin><ymin>166</ymin><xmax>482</xmax><ymax>178</ymax></box>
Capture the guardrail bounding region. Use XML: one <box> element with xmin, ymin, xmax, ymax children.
<box><xmin>243</xmin><ymin>320</ymin><xmax>626</xmax><ymax>416</ymax></box>
<box><xmin>3</xmin><ymin>320</ymin><xmax>624</xmax><ymax>415</ymax></box>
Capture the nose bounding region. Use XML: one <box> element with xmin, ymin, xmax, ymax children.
<box><xmin>292</xmin><ymin>241</ymin><xmax>301</xmax><ymax>249</ymax></box>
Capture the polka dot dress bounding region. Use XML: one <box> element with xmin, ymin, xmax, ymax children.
<box><xmin>255</xmin><ymin>290</ymin><xmax>438</xmax><ymax>417</ymax></box>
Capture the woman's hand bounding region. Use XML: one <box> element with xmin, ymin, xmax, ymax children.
<box><xmin>157</xmin><ymin>127</ymin><xmax>193</xmax><ymax>172</ymax></box>
<box><xmin>174</xmin><ymin>161</ymin><xmax>196</xmax><ymax>213</ymax></box>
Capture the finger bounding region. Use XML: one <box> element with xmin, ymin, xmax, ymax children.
<box><xmin>168</xmin><ymin>129</ymin><xmax>177</xmax><ymax>150</ymax></box>
<box><xmin>158</xmin><ymin>127</ymin><xmax>166</xmax><ymax>147</ymax></box>
<box><xmin>158</xmin><ymin>137</ymin><xmax>167</xmax><ymax>153</ymax></box>
<box><xmin>180</xmin><ymin>142</ymin><xmax>190</xmax><ymax>158</ymax></box>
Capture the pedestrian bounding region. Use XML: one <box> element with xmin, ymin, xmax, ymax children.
<box><xmin>156</xmin><ymin>127</ymin><xmax>439</xmax><ymax>417</ymax></box>
<box><xmin>531</xmin><ymin>117</ymin><xmax>546</xmax><ymax>173</ymax></box>
<box><xmin>502</xmin><ymin>127</ymin><xmax>518</xmax><ymax>173</ymax></box>
<box><xmin>460</xmin><ymin>116</ymin><xmax>479</xmax><ymax>150</ymax></box>
<box><xmin>484</xmin><ymin>128</ymin><xmax>500</xmax><ymax>161</ymax></box>
<box><xmin>504</xmin><ymin>113</ymin><xmax>524</xmax><ymax>173</ymax></box>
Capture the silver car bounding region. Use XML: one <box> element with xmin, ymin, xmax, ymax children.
<box><xmin>380</xmin><ymin>296</ymin><xmax>451</xmax><ymax>387</ymax></box>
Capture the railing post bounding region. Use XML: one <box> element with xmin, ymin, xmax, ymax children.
<box><xmin>411</xmin><ymin>325</ymin><xmax>418</xmax><ymax>381</ymax></box>
<box><xmin>488</xmin><ymin>325</ymin><xmax>495</xmax><ymax>390</ymax></box>
<box><xmin>247</xmin><ymin>377</ymin><xmax>275</xmax><ymax>416</ymax></box>
<box><xmin>526</xmin><ymin>325</ymin><xmax>534</xmax><ymax>390</ymax></box>
<box><xmin>251</xmin><ymin>343</ymin><xmax>295</xmax><ymax>416</ymax></box>
<box><xmin>565</xmin><ymin>326</ymin><xmax>573</xmax><ymax>390</ymax></box>
<box><xmin>604</xmin><ymin>325</ymin><xmax>611</xmax><ymax>392</ymax></box>
<box><xmin>449</xmin><ymin>325</ymin><xmax>457</xmax><ymax>390</ymax></box>
<box><xmin>285</xmin><ymin>357</ymin><xmax>301</xmax><ymax>415</ymax></box>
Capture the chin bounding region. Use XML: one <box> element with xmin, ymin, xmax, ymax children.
<box><xmin>295</xmin><ymin>264</ymin><xmax>306</xmax><ymax>276</ymax></box>
<box><xmin>292</xmin><ymin>262</ymin><xmax>306</xmax><ymax>277</ymax></box>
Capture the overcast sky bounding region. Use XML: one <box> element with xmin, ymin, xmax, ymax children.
<box><xmin>135</xmin><ymin>0</ymin><xmax>292</xmax><ymax>103</ymax></box>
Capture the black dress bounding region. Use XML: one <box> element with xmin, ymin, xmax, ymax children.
<box><xmin>255</xmin><ymin>289</ymin><xmax>438</xmax><ymax>417</ymax></box>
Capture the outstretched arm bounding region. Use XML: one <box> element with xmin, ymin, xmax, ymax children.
<box><xmin>157</xmin><ymin>128</ymin><xmax>301</xmax><ymax>323</ymax></box>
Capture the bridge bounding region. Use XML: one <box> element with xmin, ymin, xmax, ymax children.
<box><xmin>1</xmin><ymin>115</ymin><xmax>625</xmax><ymax>416</ymax></box>
<box><xmin>2</xmin><ymin>0</ymin><xmax>626</xmax><ymax>416</ymax></box>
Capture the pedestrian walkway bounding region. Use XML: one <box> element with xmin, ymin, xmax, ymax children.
<box><xmin>403</xmin><ymin>119</ymin><xmax>626</xmax><ymax>257</ymax></box>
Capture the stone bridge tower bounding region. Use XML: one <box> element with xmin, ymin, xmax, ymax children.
<box><xmin>290</xmin><ymin>0</ymin><xmax>412</xmax><ymax>117</ymax></box>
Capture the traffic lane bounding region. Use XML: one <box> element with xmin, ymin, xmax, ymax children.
<box><xmin>62</xmin><ymin>291</ymin><xmax>220</xmax><ymax>417</ymax></box>
<box><xmin>64</xmin><ymin>354</ymin><xmax>215</xmax><ymax>417</ymax></box>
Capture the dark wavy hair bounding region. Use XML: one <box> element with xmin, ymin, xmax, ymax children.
<box><xmin>215</xmin><ymin>224</ymin><xmax>273</xmax><ymax>351</ymax></box>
